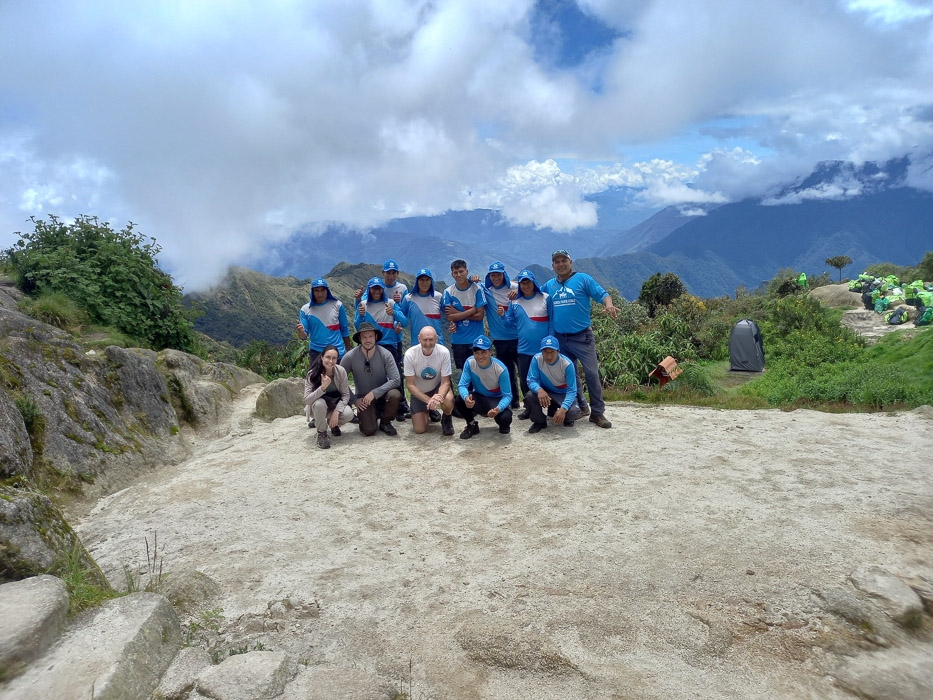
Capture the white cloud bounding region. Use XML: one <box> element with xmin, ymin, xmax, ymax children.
<box><xmin>1</xmin><ymin>0</ymin><xmax>932</xmax><ymax>287</ymax></box>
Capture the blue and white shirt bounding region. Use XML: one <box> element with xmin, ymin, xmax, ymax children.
<box><xmin>458</xmin><ymin>356</ymin><xmax>512</xmax><ymax>412</ymax></box>
<box><xmin>527</xmin><ymin>352</ymin><xmax>577</xmax><ymax>410</ymax></box>
<box><xmin>542</xmin><ymin>273</ymin><xmax>609</xmax><ymax>334</ymax></box>
<box><xmin>442</xmin><ymin>282</ymin><xmax>487</xmax><ymax>346</ymax></box>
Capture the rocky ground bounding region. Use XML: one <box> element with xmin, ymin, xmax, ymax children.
<box><xmin>67</xmin><ymin>383</ymin><xmax>933</xmax><ymax>699</ymax></box>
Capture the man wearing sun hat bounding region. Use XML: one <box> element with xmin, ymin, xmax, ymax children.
<box><xmin>340</xmin><ymin>322</ymin><xmax>402</xmax><ymax>437</ymax></box>
<box><xmin>454</xmin><ymin>335</ymin><xmax>513</xmax><ymax>439</ymax></box>
<box><xmin>541</xmin><ymin>250</ymin><xmax>618</xmax><ymax>429</ymax></box>
<box><xmin>524</xmin><ymin>335</ymin><xmax>583</xmax><ymax>434</ymax></box>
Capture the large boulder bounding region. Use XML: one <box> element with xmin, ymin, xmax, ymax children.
<box><xmin>0</xmin><ymin>486</ymin><xmax>108</xmax><ymax>585</ymax></box>
<box><xmin>0</xmin><ymin>389</ymin><xmax>32</xmax><ymax>479</ymax></box>
<box><xmin>157</xmin><ymin>349</ymin><xmax>264</xmax><ymax>437</ymax></box>
<box><xmin>254</xmin><ymin>377</ymin><xmax>304</xmax><ymax>420</ymax></box>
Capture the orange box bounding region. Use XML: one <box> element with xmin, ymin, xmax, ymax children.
<box><xmin>649</xmin><ymin>356</ymin><xmax>682</xmax><ymax>387</ymax></box>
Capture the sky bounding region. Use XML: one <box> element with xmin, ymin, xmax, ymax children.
<box><xmin>2</xmin><ymin>0</ymin><xmax>933</xmax><ymax>289</ymax></box>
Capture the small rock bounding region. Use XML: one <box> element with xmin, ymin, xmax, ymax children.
<box><xmin>156</xmin><ymin>646</ymin><xmax>212</xmax><ymax>700</ymax></box>
<box><xmin>196</xmin><ymin>650</ymin><xmax>291</xmax><ymax>700</ymax></box>
<box><xmin>849</xmin><ymin>566</ymin><xmax>924</xmax><ymax>627</ymax></box>
<box><xmin>455</xmin><ymin>614</ymin><xmax>578</xmax><ymax>675</ymax></box>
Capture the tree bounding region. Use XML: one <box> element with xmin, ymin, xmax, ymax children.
<box><xmin>3</xmin><ymin>215</ymin><xmax>199</xmax><ymax>352</ymax></box>
<box><xmin>825</xmin><ymin>255</ymin><xmax>853</xmax><ymax>282</ymax></box>
<box><xmin>638</xmin><ymin>272</ymin><xmax>686</xmax><ymax>317</ymax></box>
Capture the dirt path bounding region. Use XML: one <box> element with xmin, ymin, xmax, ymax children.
<box><xmin>75</xmin><ymin>388</ymin><xmax>933</xmax><ymax>698</ymax></box>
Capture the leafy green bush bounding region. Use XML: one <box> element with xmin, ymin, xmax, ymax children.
<box><xmin>235</xmin><ymin>337</ymin><xmax>308</xmax><ymax>380</ymax></box>
<box><xmin>3</xmin><ymin>215</ymin><xmax>200</xmax><ymax>352</ymax></box>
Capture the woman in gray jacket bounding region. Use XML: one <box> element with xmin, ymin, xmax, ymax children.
<box><xmin>305</xmin><ymin>345</ymin><xmax>354</xmax><ymax>449</ymax></box>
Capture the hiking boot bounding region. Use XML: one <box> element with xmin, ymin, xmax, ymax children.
<box><xmin>578</xmin><ymin>405</ymin><xmax>590</xmax><ymax>417</ymax></box>
<box><xmin>498</xmin><ymin>425</ymin><xmax>510</xmax><ymax>434</ymax></box>
<box><xmin>396</xmin><ymin>408</ymin><xmax>411</xmax><ymax>421</ymax></box>
<box><xmin>308</xmin><ymin>418</ymin><xmax>316</xmax><ymax>429</ymax></box>
<box><xmin>528</xmin><ymin>422</ymin><xmax>546</xmax><ymax>434</ymax></box>
<box><xmin>510</xmin><ymin>400</ymin><xmax>520</xmax><ymax>410</ymax></box>
<box><xmin>563</xmin><ymin>420</ymin><xmax>574</xmax><ymax>428</ymax></box>
<box><xmin>330</xmin><ymin>426</ymin><xmax>341</xmax><ymax>437</ymax></box>
<box><xmin>517</xmin><ymin>409</ymin><xmax>530</xmax><ymax>420</ymax></box>
<box><xmin>428</xmin><ymin>409</ymin><xmax>442</xmax><ymax>423</ymax></box>
<box><xmin>460</xmin><ymin>421</ymin><xmax>479</xmax><ymax>439</ymax></box>
<box><xmin>441</xmin><ymin>414</ymin><xmax>454</xmax><ymax>436</ymax></box>
<box><xmin>350</xmin><ymin>415</ymin><xmax>359</xmax><ymax>424</ymax></box>
<box><xmin>316</xmin><ymin>431</ymin><xmax>330</xmax><ymax>449</ymax></box>
<box><xmin>589</xmin><ymin>413</ymin><xmax>611</xmax><ymax>429</ymax></box>
<box><xmin>378</xmin><ymin>421</ymin><xmax>397</xmax><ymax>436</ymax></box>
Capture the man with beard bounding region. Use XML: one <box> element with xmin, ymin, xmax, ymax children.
<box><xmin>340</xmin><ymin>322</ymin><xmax>402</xmax><ymax>437</ymax></box>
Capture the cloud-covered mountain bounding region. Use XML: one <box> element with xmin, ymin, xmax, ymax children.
<box><xmin>248</xmin><ymin>155</ymin><xmax>931</xmax><ymax>302</ymax></box>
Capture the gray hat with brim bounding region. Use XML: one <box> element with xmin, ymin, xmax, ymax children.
<box><xmin>352</xmin><ymin>322</ymin><xmax>383</xmax><ymax>344</ymax></box>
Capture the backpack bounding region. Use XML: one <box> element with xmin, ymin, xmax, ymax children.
<box><xmin>885</xmin><ymin>308</ymin><xmax>908</xmax><ymax>325</ymax></box>
<box><xmin>916</xmin><ymin>306</ymin><xmax>933</xmax><ymax>327</ymax></box>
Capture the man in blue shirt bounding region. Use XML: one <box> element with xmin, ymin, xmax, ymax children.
<box><xmin>541</xmin><ymin>250</ymin><xmax>618</xmax><ymax>429</ymax></box>
<box><xmin>525</xmin><ymin>335</ymin><xmax>583</xmax><ymax>433</ymax></box>
<box><xmin>443</xmin><ymin>259</ymin><xmax>487</xmax><ymax>369</ymax></box>
<box><xmin>454</xmin><ymin>335</ymin><xmax>513</xmax><ymax>438</ymax></box>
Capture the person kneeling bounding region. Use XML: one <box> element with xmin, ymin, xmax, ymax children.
<box><xmin>340</xmin><ymin>322</ymin><xmax>402</xmax><ymax>437</ymax></box>
<box><xmin>524</xmin><ymin>336</ymin><xmax>582</xmax><ymax>434</ymax></box>
<box><xmin>454</xmin><ymin>335</ymin><xmax>513</xmax><ymax>438</ymax></box>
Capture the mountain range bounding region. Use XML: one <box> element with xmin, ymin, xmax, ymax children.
<box><xmin>194</xmin><ymin>156</ymin><xmax>932</xmax><ymax>346</ymax></box>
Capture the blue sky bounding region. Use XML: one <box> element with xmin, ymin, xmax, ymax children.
<box><xmin>2</xmin><ymin>0</ymin><xmax>932</xmax><ymax>288</ymax></box>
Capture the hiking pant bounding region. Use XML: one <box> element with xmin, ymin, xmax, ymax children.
<box><xmin>524</xmin><ymin>389</ymin><xmax>582</xmax><ymax>426</ymax></box>
<box><xmin>454</xmin><ymin>394</ymin><xmax>513</xmax><ymax>430</ymax></box>
<box><xmin>383</xmin><ymin>343</ymin><xmax>410</xmax><ymax>414</ymax></box>
<box><xmin>554</xmin><ymin>328</ymin><xmax>603</xmax><ymax>415</ymax></box>
<box><xmin>357</xmin><ymin>389</ymin><xmax>402</xmax><ymax>436</ymax></box>
<box><xmin>492</xmin><ymin>338</ymin><xmax>520</xmax><ymax>407</ymax></box>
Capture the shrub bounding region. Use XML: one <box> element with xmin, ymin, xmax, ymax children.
<box><xmin>2</xmin><ymin>215</ymin><xmax>200</xmax><ymax>353</ymax></box>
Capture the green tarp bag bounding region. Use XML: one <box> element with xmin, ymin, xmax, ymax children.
<box><xmin>885</xmin><ymin>274</ymin><xmax>900</xmax><ymax>287</ymax></box>
<box><xmin>918</xmin><ymin>291</ymin><xmax>933</xmax><ymax>307</ymax></box>
<box><xmin>885</xmin><ymin>308</ymin><xmax>908</xmax><ymax>325</ymax></box>
<box><xmin>917</xmin><ymin>306</ymin><xmax>933</xmax><ymax>327</ymax></box>
<box><xmin>874</xmin><ymin>298</ymin><xmax>890</xmax><ymax>313</ymax></box>
<box><xmin>797</xmin><ymin>272</ymin><xmax>808</xmax><ymax>289</ymax></box>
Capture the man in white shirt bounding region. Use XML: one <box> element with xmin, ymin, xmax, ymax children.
<box><xmin>403</xmin><ymin>327</ymin><xmax>455</xmax><ymax>436</ymax></box>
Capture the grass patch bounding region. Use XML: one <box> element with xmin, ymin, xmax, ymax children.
<box><xmin>56</xmin><ymin>542</ymin><xmax>116</xmax><ymax>614</ymax></box>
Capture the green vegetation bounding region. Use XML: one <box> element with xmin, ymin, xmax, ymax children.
<box><xmin>594</xmin><ymin>259</ymin><xmax>933</xmax><ymax>411</ymax></box>
<box><xmin>56</xmin><ymin>542</ymin><xmax>116</xmax><ymax>614</ymax></box>
<box><xmin>2</xmin><ymin>215</ymin><xmax>200</xmax><ymax>353</ymax></box>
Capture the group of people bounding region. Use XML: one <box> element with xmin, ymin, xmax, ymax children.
<box><xmin>297</xmin><ymin>251</ymin><xmax>619</xmax><ymax>449</ymax></box>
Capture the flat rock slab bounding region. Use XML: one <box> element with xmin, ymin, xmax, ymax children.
<box><xmin>0</xmin><ymin>592</ymin><xmax>180</xmax><ymax>700</ymax></box>
<box><xmin>0</xmin><ymin>575</ymin><xmax>69</xmax><ymax>678</ymax></box>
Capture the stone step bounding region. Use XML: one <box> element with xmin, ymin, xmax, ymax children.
<box><xmin>0</xmin><ymin>575</ymin><xmax>70</xmax><ymax>680</ymax></box>
<box><xmin>0</xmin><ymin>591</ymin><xmax>181</xmax><ymax>700</ymax></box>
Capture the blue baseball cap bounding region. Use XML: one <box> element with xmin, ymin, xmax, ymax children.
<box><xmin>416</xmin><ymin>268</ymin><xmax>433</xmax><ymax>280</ymax></box>
<box><xmin>487</xmin><ymin>261</ymin><xmax>506</xmax><ymax>274</ymax></box>
<box><xmin>367</xmin><ymin>276</ymin><xmax>386</xmax><ymax>289</ymax></box>
<box><xmin>383</xmin><ymin>259</ymin><xmax>399</xmax><ymax>272</ymax></box>
<box><xmin>540</xmin><ymin>335</ymin><xmax>560</xmax><ymax>351</ymax></box>
<box><xmin>472</xmin><ymin>335</ymin><xmax>492</xmax><ymax>350</ymax></box>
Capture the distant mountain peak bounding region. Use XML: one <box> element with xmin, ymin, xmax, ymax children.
<box><xmin>764</xmin><ymin>155</ymin><xmax>911</xmax><ymax>205</ymax></box>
